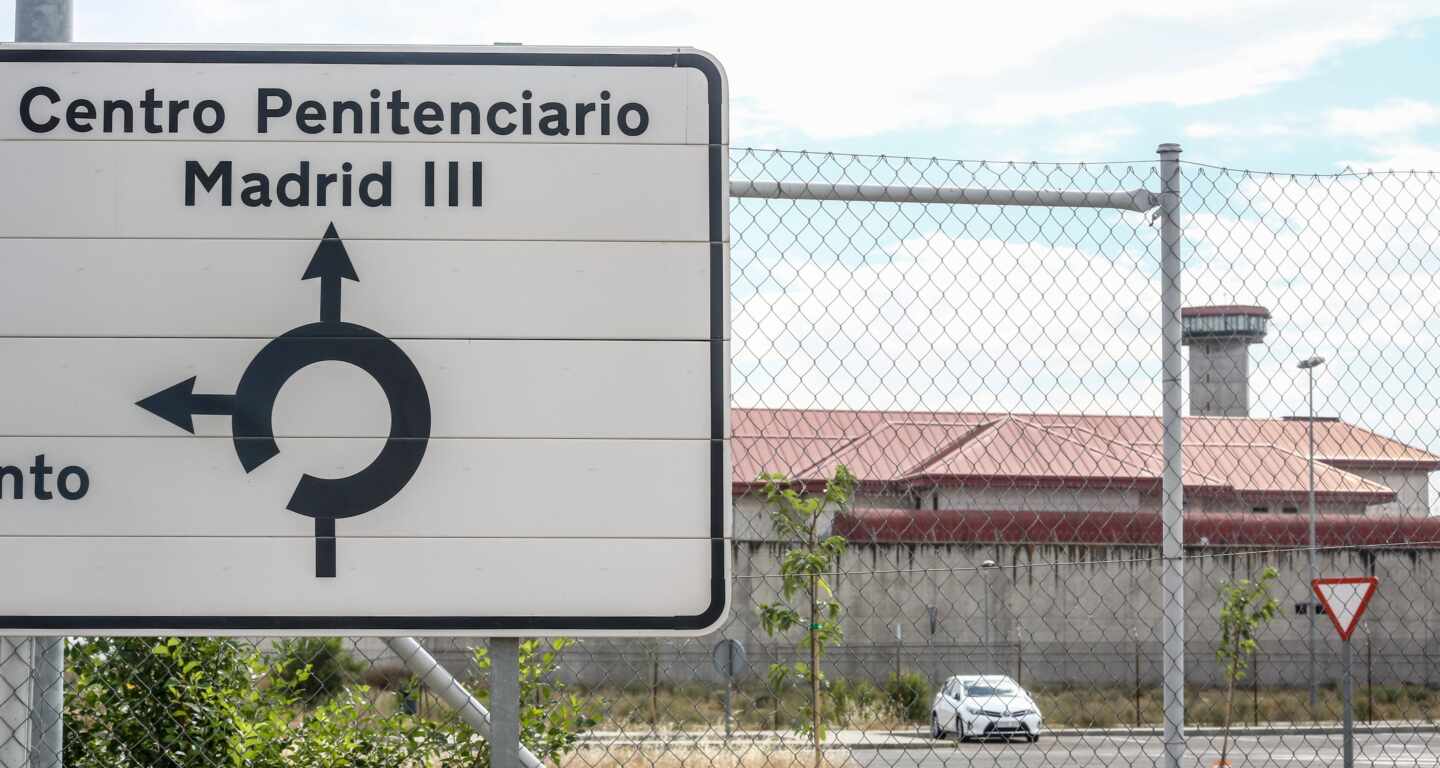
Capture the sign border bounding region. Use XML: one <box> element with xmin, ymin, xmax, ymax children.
<box><xmin>1311</xmin><ymin>577</ymin><xmax>1379</xmax><ymax>641</ymax></box>
<box><xmin>0</xmin><ymin>46</ymin><xmax>729</xmax><ymax>634</ymax></box>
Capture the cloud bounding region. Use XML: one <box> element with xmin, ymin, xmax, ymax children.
<box><xmin>1319</xmin><ymin>100</ymin><xmax>1440</xmax><ymax>170</ymax></box>
<box><xmin>1342</xmin><ymin>142</ymin><xmax>1440</xmax><ymax>170</ymax></box>
<box><xmin>1183</xmin><ymin>121</ymin><xmax>1295</xmax><ymax>139</ymax></box>
<box><xmin>1327</xmin><ymin>99</ymin><xmax>1440</xmax><ymax>138</ymax></box>
<box><xmin>60</xmin><ymin>0</ymin><xmax>1440</xmax><ymax>142</ymax></box>
<box><xmin>955</xmin><ymin>1</ymin><xmax>1437</xmax><ymax>127</ymax></box>
<box><xmin>731</xmin><ymin>216</ymin><xmax>1161</xmax><ymax>415</ymax></box>
<box><xmin>1050</xmin><ymin>125</ymin><xmax>1139</xmax><ymax>159</ymax></box>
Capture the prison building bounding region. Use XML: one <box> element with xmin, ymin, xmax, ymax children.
<box><xmin>720</xmin><ymin>304</ymin><xmax>1440</xmax><ymax>687</ymax></box>
<box><xmin>732</xmin><ymin>408</ymin><xmax>1437</xmax><ymax>536</ymax></box>
<box><xmin>725</xmin><ymin>406</ymin><xmax>1440</xmax><ymax>687</ymax></box>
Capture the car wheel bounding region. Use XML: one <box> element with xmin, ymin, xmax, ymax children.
<box><xmin>1028</xmin><ymin>733</ymin><xmax>1040</xmax><ymax>743</ymax></box>
<box><xmin>956</xmin><ymin>716</ymin><xmax>968</xmax><ymax>742</ymax></box>
<box><xmin>930</xmin><ymin>713</ymin><xmax>945</xmax><ymax>739</ymax></box>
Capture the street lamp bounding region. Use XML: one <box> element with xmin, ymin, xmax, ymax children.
<box><xmin>981</xmin><ymin>559</ymin><xmax>997</xmax><ymax>670</ymax></box>
<box><xmin>1297</xmin><ymin>355</ymin><xmax>1325</xmax><ymax>715</ymax></box>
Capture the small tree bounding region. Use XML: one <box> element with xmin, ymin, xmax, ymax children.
<box><xmin>756</xmin><ymin>465</ymin><xmax>856</xmax><ymax>767</ymax></box>
<box><xmin>1216</xmin><ymin>566</ymin><xmax>1279</xmax><ymax>766</ymax></box>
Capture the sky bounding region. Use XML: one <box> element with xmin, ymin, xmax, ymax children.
<box><xmin>7</xmin><ymin>0</ymin><xmax>1440</xmax><ymax>171</ymax></box>
<box><xmin>8</xmin><ymin>1</ymin><xmax>1440</xmax><ymax>510</ymax></box>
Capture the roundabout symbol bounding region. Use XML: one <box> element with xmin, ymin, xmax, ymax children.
<box><xmin>136</xmin><ymin>223</ymin><xmax>432</xmax><ymax>577</ymax></box>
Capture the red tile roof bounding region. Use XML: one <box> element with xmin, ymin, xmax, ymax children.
<box><xmin>835</xmin><ymin>509</ymin><xmax>1440</xmax><ymax>548</ymax></box>
<box><xmin>732</xmin><ymin>408</ymin><xmax>1438</xmax><ymax>502</ymax></box>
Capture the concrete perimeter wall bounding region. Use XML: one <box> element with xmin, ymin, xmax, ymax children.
<box><xmin>360</xmin><ymin>538</ymin><xmax>1440</xmax><ymax>690</ymax></box>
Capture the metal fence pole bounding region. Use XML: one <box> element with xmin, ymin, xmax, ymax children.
<box><xmin>1157</xmin><ymin>142</ymin><xmax>1187</xmax><ymax>768</ymax></box>
<box><xmin>14</xmin><ymin>0</ymin><xmax>71</xmax><ymax>41</ymax></box>
<box><xmin>12</xmin><ymin>8</ymin><xmax>73</xmax><ymax>765</ymax></box>
<box><xmin>0</xmin><ymin>638</ymin><xmax>31</xmax><ymax>768</ymax></box>
<box><xmin>490</xmin><ymin>638</ymin><xmax>522</xmax><ymax>768</ymax></box>
<box><xmin>24</xmin><ymin>640</ymin><xmax>59</xmax><ymax>768</ymax></box>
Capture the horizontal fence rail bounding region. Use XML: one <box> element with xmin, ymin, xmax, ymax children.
<box><xmin>729</xmin><ymin>179</ymin><xmax>1159</xmax><ymax>212</ymax></box>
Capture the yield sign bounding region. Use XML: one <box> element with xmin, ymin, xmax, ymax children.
<box><xmin>1312</xmin><ymin>577</ymin><xmax>1379</xmax><ymax>641</ymax></box>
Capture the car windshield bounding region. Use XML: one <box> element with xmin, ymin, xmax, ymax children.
<box><xmin>965</xmin><ymin>686</ymin><xmax>1015</xmax><ymax>697</ymax></box>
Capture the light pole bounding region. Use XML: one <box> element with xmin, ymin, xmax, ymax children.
<box><xmin>981</xmin><ymin>559</ymin><xmax>997</xmax><ymax>670</ymax></box>
<box><xmin>1298</xmin><ymin>355</ymin><xmax>1326</xmax><ymax>715</ymax></box>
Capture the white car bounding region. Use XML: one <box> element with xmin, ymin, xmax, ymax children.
<box><xmin>930</xmin><ymin>674</ymin><xmax>1042</xmax><ymax>742</ymax></box>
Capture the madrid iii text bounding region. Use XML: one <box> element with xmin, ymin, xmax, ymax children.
<box><xmin>183</xmin><ymin>159</ymin><xmax>483</xmax><ymax>208</ymax></box>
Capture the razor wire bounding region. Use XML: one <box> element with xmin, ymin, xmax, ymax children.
<box><xmin>5</xmin><ymin>149</ymin><xmax>1440</xmax><ymax>768</ymax></box>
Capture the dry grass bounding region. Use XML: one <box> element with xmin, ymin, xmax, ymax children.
<box><xmin>1187</xmin><ymin>684</ymin><xmax>1440</xmax><ymax>726</ymax></box>
<box><xmin>561</xmin><ymin>746</ymin><xmax>859</xmax><ymax>767</ymax></box>
<box><xmin>570</xmin><ymin>682</ymin><xmax>1440</xmax><ymax>732</ymax></box>
<box><xmin>582</xmin><ymin>683</ymin><xmax>911</xmax><ymax>733</ymax></box>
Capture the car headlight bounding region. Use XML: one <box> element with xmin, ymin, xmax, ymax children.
<box><xmin>963</xmin><ymin>705</ymin><xmax>980</xmax><ymax>715</ymax></box>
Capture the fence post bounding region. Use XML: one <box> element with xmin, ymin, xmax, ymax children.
<box><xmin>1252</xmin><ymin>649</ymin><xmax>1260</xmax><ymax>727</ymax></box>
<box><xmin>1157</xmin><ymin>142</ymin><xmax>1187</xmax><ymax>768</ymax></box>
<box><xmin>14</xmin><ymin>0</ymin><xmax>71</xmax><ymax>41</ymax></box>
<box><xmin>12</xmin><ymin>8</ymin><xmax>73</xmax><ymax>767</ymax></box>
<box><xmin>650</xmin><ymin>642</ymin><xmax>660</xmax><ymax>732</ymax></box>
<box><xmin>25</xmin><ymin>640</ymin><xmax>60</xmax><ymax>768</ymax></box>
<box><xmin>0</xmin><ymin>638</ymin><xmax>31</xmax><ymax>768</ymax></box>
<box><xmin>1135</xmin><ymin>635</ymin><xmax>1143</xmax><ymax>727</ymax></box>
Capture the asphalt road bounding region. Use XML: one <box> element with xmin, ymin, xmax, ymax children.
<box><xmin>849</xmin><ymin>731</ymin><xmax>1440</xmax><ymax>768</ymax></box>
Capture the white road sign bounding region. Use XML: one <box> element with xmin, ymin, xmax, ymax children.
<box><xmin>0</xmin><ymin>45</ymin><xmax>730</xmax><ymax>635</ymax></box>
<box><xmin>1312</xmin><ymin>577</ymin><xmax>1379</xmax><ymax>641</ymax></box>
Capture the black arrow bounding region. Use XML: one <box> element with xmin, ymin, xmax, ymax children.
<box><xmin>304</xmin><ymin>222</ymin><xmax>359</xmax><ymax>324</ymax></box>
<box><xmin>135</xmin><ymin>376</ymin><xmax>236</xmax><ymax>434</ymax></box>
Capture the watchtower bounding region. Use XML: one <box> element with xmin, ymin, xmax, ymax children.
<box><xmin>1181</xmin><ymin>305</ymin><xmax>1270</xmax><ymax>417</ymax></box>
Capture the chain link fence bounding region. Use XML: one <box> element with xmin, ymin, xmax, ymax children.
<box><xmin>4</xmin><ymin>148</ymin><xmax>1440</xmax><ymax>767</ymax></box>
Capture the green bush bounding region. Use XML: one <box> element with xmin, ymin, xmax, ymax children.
<box><xmin>269</xmin><ymin>636</ymin><xmax>366</xmax><ymax>706</ymax></box>
<box><xmin>1374</xmin><ymin>686</ymin><xmax>1407</xmax><ymax>705</ymax></box>
<box><xmin>828</xmin><ymin>679</ymin><xmax>881</xmax><ymax>724</ymax></box>
<box><xmin>885</xmin><ymin>672</ymin><xmax>931</xmax><ymax>722</ymax></box>
<box><xmin>64</xmin><ymin>637</ymin><xmax>269</xmax><ymax>768</ymax></box>
<box><xmin>279</xmin><ymin>689</ymin><xmax>467</xmax><ymax>767</ymax></box>
<box><xmin>64</xmin><ymin>637</ymin><xmax>475</xmax><ymax>767</ymax></box>
<box><xmin>65</xmin><ymin>635</ymin><xmax>598</xmax><ymax>767</ymax></box>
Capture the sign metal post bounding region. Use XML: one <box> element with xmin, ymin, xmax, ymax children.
<box><xmin>712</xmin><ymin>639</ymin><xmax>747</xmax><ymax>739</ymax></box>
<box><xmin>490</xmin><ymin>638</ymin><xmax>521</xmax><ymax>768</ymax></box>
<box><xmin>1313</xmin><ymin>576</ymin><xmax>1380</xmax><ymax>768</ymax></box>
<box><xmin>1342</xmin><ymin>637</ymin><xmax>1353</xmax><ymax>768</ymax></box>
